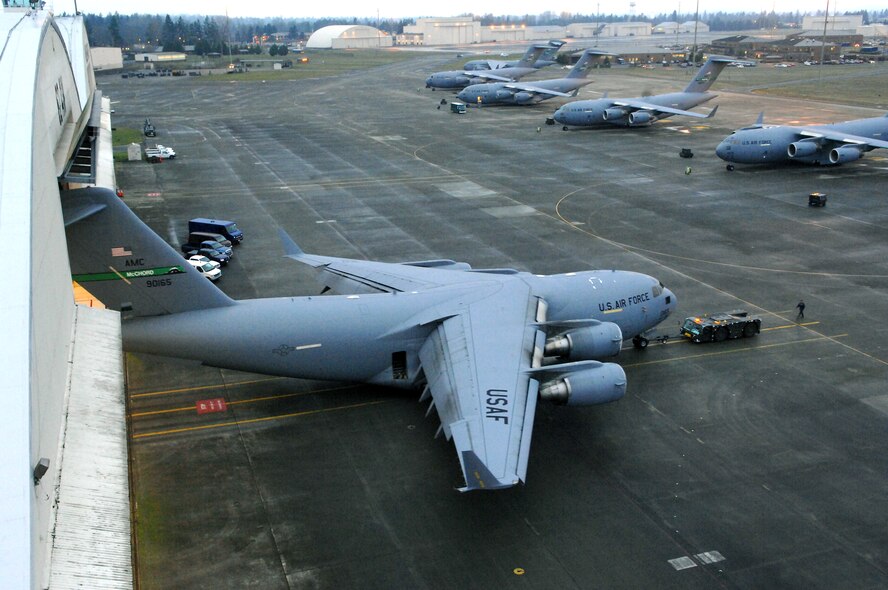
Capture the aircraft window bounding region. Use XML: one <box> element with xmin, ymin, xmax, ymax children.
<box><xmin>652</xmin><ymin>285</ymin><xmax>663</xmax><ymax>297</ymax></box>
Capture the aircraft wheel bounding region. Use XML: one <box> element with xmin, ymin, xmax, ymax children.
<box><xmin>632</xmin><ymin>336</ymin><xmax>649</xmax><ymax>350</ymax></box>
<box><xmin>562</xmin><ymin>126</ymin><xmax>568</xmax><ymax>131</ymax></box>
<box><xmin>726</xmin><ymin>164</ymin><xmax>735</xmax><ymax>171</ymax></box>
<box><xmin>714</xmin><ymin>327</ymin><xmax>728</xmax><ymax>342</ymax></box>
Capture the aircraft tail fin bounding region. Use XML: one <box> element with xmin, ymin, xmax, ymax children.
<box><xmin>516</xmin><ymin>45</ymin><xmax>547</xmax><ymax>68</ymax></box>
<box><xmin>537</xmin><ymin>40</ymin><xmax>565</xmax><ymax>63</ymax></box>
<box><xmin>63</xmin><ymin>186</ymin><xmax>235</xmax><ymax>317</ymax></box>
<box><xmin>682</xmin><ymin>55</ymin><xmax>735</xmax><ymax>93</ymax></box>
<box><xmin>566</xmin><ymin>49</ymin><xmax>614</xmax><ymax>79</ymax></box>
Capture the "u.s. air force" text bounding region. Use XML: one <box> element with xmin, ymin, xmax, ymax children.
<box><xmin>598</xmin><ymin>291</ymin><xmax>650</xmax><ymax>312</ymax></box>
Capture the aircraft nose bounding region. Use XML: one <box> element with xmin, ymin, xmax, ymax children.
<box><xmin>715</xmin><ymin>141</ymin><xmax>730</xmax><ymax>161</ymax></box>
<box><xmin>553</xmin><ymin>107</ymin><xmax>564</xmax><ymax>123</ymax></box>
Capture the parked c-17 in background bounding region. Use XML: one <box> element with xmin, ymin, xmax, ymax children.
<box><xmin>551</xmin><ymin>55</ymin><xmax>745</xmax><ymax>129</ymax></box>
<box><xmin>425</xmin><ymin>44</ymin><xmax>546</xmax><ymax>90</ymax></box>
<box><xmin>64</xmin><ymin>187</ymin><xmax>676</xmax><ymax>492</ymax></box>
<box><xmin>716</xmin><ymin>112</ymin><xmax>888</xmax><ymax>167</ymax></box>
<box><xmin>463</xmin><ymin>40</ymin><xmax>566</xmax><ymax>71</ymax></box>
<box><xmin>457</xmin><ymin>48</ymin><xmax>613</xmax><ymax>106</ymax></box>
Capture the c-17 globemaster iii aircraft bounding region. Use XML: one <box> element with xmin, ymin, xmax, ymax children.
<box><xmin>463</xmin><ymin>40</ymin><xmax>566</xmax><ymax>71</ymax></box>
<box><xmin>716</xmin><ymin>112</ymin><xmax>888</xmax><ymax>167</ymax></box>
<box><xmin>63</xmin><ymin>187</ymin><xmax>676</xmax><ymax>491</ymax></box>
<box><xmin>456</xmin><ymin>48</ymin><xmax>612</xmax><ymax>106</ymax></box>
<box><xmin>425</xmin><ymin>44</ymin><xmax>546</xmax><ymax>90</ymax></box>
<box><xmin>552</xmin><ymin>55</ymin><xmax>741</xmax><ymax>129</ymax></box>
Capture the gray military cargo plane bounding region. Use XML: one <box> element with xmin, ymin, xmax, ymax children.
<box><xmin>551</xmin><ymin>55</ymin><xmax>738</xmax><ymax>129</ymax></box>
<box><xmin>456</xmin><ymin>49</ymin><xmax>612</xmax><ymax>106</ymax></box>
<box><xmin>63</xmin><ymin>186</ymin><xmax>676</xmax><ymax>491</ymax></box>
<box><xmin>425</xmin><ymin>44</ymin><xmax>547</xmax><ymax>90</ymax></box>
<box><xmin>716</xmin><ymin>112</ymin><xmax>888</xmax><ymax>167</ymax></box>
<box><xmin>463</xmin><ymin>40</ymin><xmax>566</xmax><ymax>71</ymax></box>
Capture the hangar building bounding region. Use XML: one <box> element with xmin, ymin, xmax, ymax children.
<box><xmin>0</xmin><ymin>5</ymin><xmax>130</xmax><ymax>589</ymax></box>
<box><xmin>306</xmin><ymin>25</ymin><xmax>393</xmax><ymax>49</ymax></box>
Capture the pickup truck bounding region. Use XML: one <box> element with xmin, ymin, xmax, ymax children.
<box><xmin>145</xmin><ymin>144</ymin><xmax>176</xmax><ymax>160</ymax></box>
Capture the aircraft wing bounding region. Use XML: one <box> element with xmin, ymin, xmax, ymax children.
<box><xmin>465</xmin><ymin>71</ymin><xmax>517</xmax><ymax>82</ymax></box>
<box><xmin>503</xmin><ymin>82</ymin><xmax>575</xmax><ymax>98</ymax></box>
<box><xmin>279</xmin><ymin>229</ymin><xmax>481</xmax><ymax>293</ymax></box>
<box><xmin>798</xmin><ymin>128</ymin><xmax>888</xmax><ymax>149</ymax></box>
<box><xmin>416</xmin><ymin>281</ymin><xmax>541</xmax><ymax>491</ymax></box>
<box><xmin>612</xmin><ymin>98</ymin><xmax>718</xmax><ymax>119</ymax></box>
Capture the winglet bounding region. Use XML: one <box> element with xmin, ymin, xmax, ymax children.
<box><xmin>278</xmin><ymin>228</ymin><xmax>305</xmax><ymax>259</ymax></box>
<box><xmin>457</xmin><ymin>450</ymin><xmax>516</xmax><ymax>492</ymax></box>
<box><xmin>706</xmin><ymin>104</ymin><xmax>719</xmax><ymax>119</ymax></box>
<box><xmin>755</xmin><ymin>111</ymin><xmax>764</xmax><ymax>126</ymax></box>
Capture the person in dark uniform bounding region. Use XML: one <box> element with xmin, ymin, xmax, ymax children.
<box><xmin>796</xmin><ymin>299</ymin><xmax>806</xmax><ymax>320</ymax></box>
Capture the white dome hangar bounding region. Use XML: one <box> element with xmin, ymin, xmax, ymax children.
<box><xmin>306</xmin><ymin>25</ymin><xmax>393</xmax><ymax>49</ymax></box>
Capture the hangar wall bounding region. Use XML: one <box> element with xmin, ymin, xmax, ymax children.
<box><xmin>30</xmin><ymin>18</ymin><xmax>87</xmax><ymax>588</ymax></box>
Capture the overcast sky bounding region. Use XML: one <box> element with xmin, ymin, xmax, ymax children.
<box><xmin>61</xmin><ymin>0</ymin><xmax>881</xmax><ymax>20</ymax></box>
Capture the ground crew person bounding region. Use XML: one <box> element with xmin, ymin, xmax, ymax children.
<box><xmin>796</xmin><ymin>299</ymin><xmax>806</xmax><ymax>320</ymax></box>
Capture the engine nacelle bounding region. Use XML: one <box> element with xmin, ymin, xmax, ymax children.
<box><xmin>829</xmin><ymin>145</ymin><xmax>864</xmax><ymax>164</ymax></box>
<box><xmin>495</xmin><ymin>89</ymin><xmax>514</xmax><ymax>100</ymax></box>
<box><xmin>627</xmin><ymin>111</ymin><xmax>653</xmax><ymax>126</ymax></box>
<box><xmin>514</xmin><ymin>91</ymin><xmax>535</xmax><ymax>104</ymax></box>
<box><xmin>787</xmin><ymin>140</ymin><xmax>819</xmax><ymax>158</ymax></box>
<box><xmin>603</xmin><ymin>107</ymin><xmax>627</xmax><ymax>121</ymax></box>
<box><xmin>544</xmin><ymin>322</ymin><xmax>623</xmax><ymax>361</ymax></box>
<box><xmin>539</xmin><ymin>363</ymin><xmax>627</xmax><ymax>406</ymax></box>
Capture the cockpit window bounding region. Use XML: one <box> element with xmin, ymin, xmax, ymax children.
<box><xmin>652</xmin><ymin>284</ymin><xmax>663</xmax><ymax>297</ymax></box>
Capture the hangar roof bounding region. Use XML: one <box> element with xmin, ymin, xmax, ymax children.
<box><xmin>306</xmin><ymin>25</ymin><xmax>385</xmax><ymax>48</ymax></box>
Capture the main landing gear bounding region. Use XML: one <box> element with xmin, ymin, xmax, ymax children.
<box><xmin>632</xmin><ymin>335</ymin><xmax>649</xmax><ymax>349</ymax></box>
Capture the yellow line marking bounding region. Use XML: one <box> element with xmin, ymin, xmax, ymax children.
<box><xmin>129</xmin><ymin>376</ymin><xmax>286</xmax><ymax>399</ymax></box>
<box><xmin>132</xmin><ymin>399</ymin><xmax>389</xmax><ymax>440</ymax></box>
<box><xmin>624</xmin><ymin>334</ymin><xmax>847</xmax><ymax>368</ymax></box>
<box><xmin>762</xmin><ymin>321</ymin><xmax>820</xmax><ymax>332</ymax></box>
<box><xmin>130</xmin><ymin>385</ymin><xmax>353</xmax><ymax>418</ymax></box>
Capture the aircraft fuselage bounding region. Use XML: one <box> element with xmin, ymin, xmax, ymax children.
<box><xmin>123</xmin><ymin>270</ymin><xmax>675</xmax><ymax>387</ymax></box>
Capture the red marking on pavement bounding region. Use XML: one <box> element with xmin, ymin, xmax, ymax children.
<box><xmin>196</xmin><ymin>398</ymin><xmax>228</xmax><ymax>415</ymax></box>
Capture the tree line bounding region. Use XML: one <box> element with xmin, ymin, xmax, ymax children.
<box><xmin>84</xmin><ymin>10</ymin><xmax>888</xmax><ymax>51</ymax></box>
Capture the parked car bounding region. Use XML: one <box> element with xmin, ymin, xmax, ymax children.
<box><xmin>187</xmin><ymin>258</ymin><xmax>222</xmax><ymax>281</ymax></box>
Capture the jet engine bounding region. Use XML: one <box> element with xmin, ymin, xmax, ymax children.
<box><xmin>602</xmin><ymin>107</ymin><xmax>628</xmax><ymax>121</ymax></box>
<box><xmin>787</xmin><ymin>140</ymin><xmax>819</xmax><ymax>158</ymax></box>
<box><xmin>544</xmin><ymin>322</ymin><xmax>623</xmax><ymax>361</ymax></box>
<box><xmin>514</xmin><ymin>92</ymin><xmax>535</xmax><ymax>104</ymax></box>
<box><xmin>538</xmin><ymin>363</ymin><xmax>626</xmax><ymax>406</ymax></box>
<box><xmin>495</xmin><ymin>89</ymin><xmax>514</xmax><ymax>100</ymax></box>
<box><xmin>829</xmin><ymin>145</ymin><xmax>864</xmax><ymax>164</ymax></box>
<box><xmin>627</xmin><ymin>111</ymin><xmax>653</xmax><ymax>126</ymax></box>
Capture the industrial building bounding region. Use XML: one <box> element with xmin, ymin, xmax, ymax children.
<box><xmin>306</xmin><ymin>25</ymin><xmax>393</xmax><ymax>49</ymax></box>
<box><xmin>0</xmin><ymin>5</ymin><xmax>130</xmax><ymax>589</ymax></box>
<box><xmin>400</xmin><ymin>17</ymin><xmax>482</xmax><ymax>46</ymax></box>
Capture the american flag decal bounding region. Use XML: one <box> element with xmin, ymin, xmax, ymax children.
<box><xmin>111</xmin><ymin>246</ymin><xmax>132</xmax><ymax>257</ymax></box>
